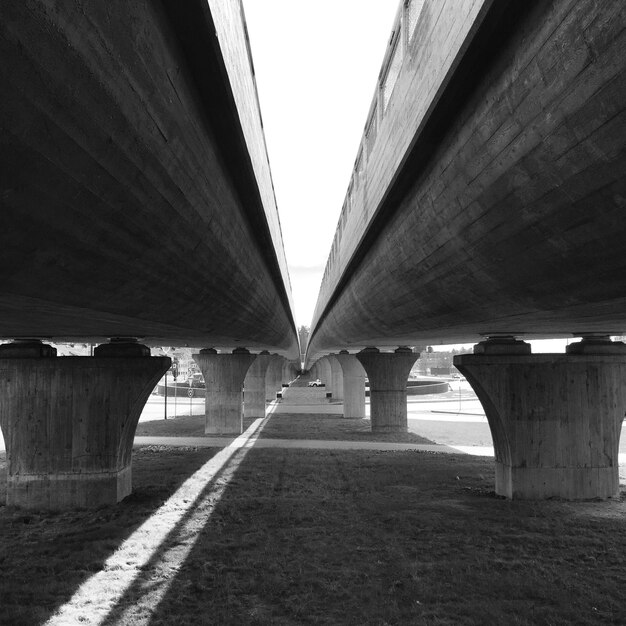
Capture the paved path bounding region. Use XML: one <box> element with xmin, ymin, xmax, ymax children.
<box><xmin>273</xmin><ymin>385</ymin><xmax>343</xmax><ymax>414</ymax></box>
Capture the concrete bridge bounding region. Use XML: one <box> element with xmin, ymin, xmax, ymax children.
<box><xmin>0</xmin><ymin>0</ymin><xmax>299</xmax><ymax>508</ymax></box>
<box><xmin>2</xmin><ymin>0</ymin><xmax>626</xmax><ymax>509</ymax></box>
<box><xmin>307</xmin><ymin>0</ymin><xmax>626</xmax><ymax>500</ymax></box>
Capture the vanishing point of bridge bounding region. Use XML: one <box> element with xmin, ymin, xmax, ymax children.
<box><xmin>1</xmin><ymin>0</ymin><xmax>625</xmax><ymax>508</ymax></box>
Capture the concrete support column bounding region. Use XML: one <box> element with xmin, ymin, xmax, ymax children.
<box><xmin>265</xmin><ymin>355</ymin><xmax>284</xmax><ymax>401</ymax></box>
<box><xmin>0</xmin><ymin>338</ymin><xmax>169</xmax><ymax>509</ymax></box>
<box><xmin>454</xmin><ymin>336</ymin><xmax>626</xmax><ymax>500</ymax></box>
<box><xmin>193</xmin><ymin>348</ymin><xmax>255</xmax><ymax>435</ymax></box>
<box><xmin>282</xmin><ymin>360</ymin><xmax>294</xmax><ymax>385</ymax></box>
<box><xmin>317</xmin><ymin>358</ymin><xmax>333</xmax><ymax>392</ymax></box>
<box><xmin>327</xmin><ymin>355</ymin><xmax>344</xmax><ymax>401</ymax></box>
<box><xmin>244</xmin><ymin>351</ymin><xmax>273</xmax><ymax>419</ymax></box>
<box><xmin>356</xmin><ymin>346</ymin><xmax>419</xmax><ymax>433</ymax></box>
<box><xmin>335</xmin><ymin>351</ymin><xmax>366</xmax><ymax>419</ymax></box>
<box><xmin>311</xmin><ymin>362</ymin><xmax>320</xmax><ymax>379</ymax></box>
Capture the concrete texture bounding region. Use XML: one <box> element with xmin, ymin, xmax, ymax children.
<box><xmin>335</xmin><ymin>352</ymin><xmax>366</xmax><ymax>419</ymax></box>
<box><xmin>327</xmin><ymin>355</ymin><xmax>344</xmax><ymax>401</ymax></box>
<box><xmin>0</xmin><ymin>0</ymin><xmax>298</xmax><ymax>357</ymax></box>
<box><xmin>244</xmin><ymin>352</ymin><xmax>273</xmax><ymax>419</ymax></box>
<box><xmin>194</xmin><ymin>349</ymin><xmax>255</xmax><ymax>435</ymax></box>
<box><xmin>265</xmin><ymin>356</ymin><xmax>285</xmax><ymax>401</ymax></box>
<box><xmin>0</xmin><ymin>355</ymin><xmax>169</xmax><ymax>509</ymax></box>
<box><xmin>307</xmin><ymin>0</ymin><xmax>626</xmax><ymax>360</ymax></box>
<box><xmin>281</xmin><ymin>361</ymin><xmax>297</xmax><ymax>385</ymax></box>
<box><xmin>356</xmin><ymin>347</ymin><xmax>419</xmax><ymax>433</ymax></box>
<box><xmin>316</xmin><ymin>358</ymin><xmax>333</xmax><ymax>391</ymax></box>
<box><xmin>455</xmin><ymin>353</ymin><xmax>626</xmax><ymax>500</ymax></box>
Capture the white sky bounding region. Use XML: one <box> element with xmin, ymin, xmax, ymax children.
<box><xmin>242</xmin><ymin>1</ymin><xmax>399</xmax><ymax>329</ymax></box>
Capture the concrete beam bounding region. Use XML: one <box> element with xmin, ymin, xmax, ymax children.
<box><xmin>0</xmin><ymin>1</ymin><xmax>298</xmax><ymax>356</ymax></box>
<box><xmin>307</xmin><ymin>0</ymin><xmax>626</xmax><ymax>360</ymax></box>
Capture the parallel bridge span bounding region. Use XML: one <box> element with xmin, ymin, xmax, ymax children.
<box><xmin>0</xmin><ymin>0</ymin><xmax>301</xmax><ymax>509</ymax></box>
<box><xmin>307</xmin><ymin>0</ymin><xmax>626</xmax><ymax>364</ymax></box>
<box><xmin>0</xmin><ymin>0</ymin><xmax>299</xmax><ymax>358</ymax></box>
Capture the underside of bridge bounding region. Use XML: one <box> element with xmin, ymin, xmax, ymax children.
<box><xmin>307</xmin><ymin>0</ymin><xmax>626</xmax><ymax>362</ymax></box>
<box><xmin>0</xmin><ymin>0</ymin><xmax>301</xmax><ymax>509</ymax></box>
<box><xmin>306</xmin><ymin>0</ymin><xmax>626</xmax><ymax>501</ymax></box>
<box><xmin>0</xmin><ymin>0</ymin><xmax>298</xmax><ymax>358</ymax></box>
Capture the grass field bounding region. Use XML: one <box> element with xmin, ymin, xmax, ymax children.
<box><xmin>2</xmin><ymin>415</ymin><xmax>626</xmax><ymax>624</ymax></box>
<box><xmin>135</xmin><ymin>414</ymin><xmax>258</xmax><ymax>438</ymax></box>
<box><xmin>136</xmin><ymin>412</ymin><xmax>432</xmax><ymax>444</ymax></box>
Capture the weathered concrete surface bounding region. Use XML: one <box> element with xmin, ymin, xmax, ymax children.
<box><xmin>316</xmin><ymin>359</ymin><xmax>333</xmax><ymax>391</ymax></box>
<box><xmin>282</xmin><ymin>361</ymin><xmax>298</xmax><ymax>385</ymax></box>
<box><xmin>0</xmin><ymin>355</ymin><xmax>169</xmax><ymax>509</ymax></box>
<box><xmin>0</xmin><ymin>0</ymin><xmax>298</xmax><ymax>357</ymax></box>
<box><xmin>356</xmin><ymin>348</ymin><xmax>419</xmax><ymax>433</ymax></box>
<box><xmin>455</xmin><ymin>353</ymin><xmax>626</xmax><ymax>500</ymax></box>
<box><xmin>265</xmin><ymin>356</ymin><xmax>285</xmax><ymax>400</ymax></box>
<box><xmin>308</xmin><ymin>0</ymin><xmax>626</xmax><ymax>362</ymax></box>
<box><xmin>335</xmin><ymin>352</ymin><xmax>366</xmax><ymax>419</ymax></box>
<box><xmin>193</xmin><ymin>349</ymin><xmax>255</xmax><ymax>434</ymax></box>
<box><xmin>244</xmin><ymin>352</ymin><xmax>273</xmax><ymax>419</ymax></box>
<box><xmin>328</xmin><ymin>355</ymin><xmax>344</xmax><ymax>401</ymax></box>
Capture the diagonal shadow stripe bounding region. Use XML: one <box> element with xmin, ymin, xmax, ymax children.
<box><xmin>44</xmin><ymin>404</ymin><xmax>277</xmax><ymax>625</ymax></box>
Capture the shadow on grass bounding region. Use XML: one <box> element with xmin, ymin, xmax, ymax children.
<box><xmin>258</xmin><ymin>413</ymin><xmax>435</xmax><ymax>444</ymax></box>
<box><xmin>135</xmin><ymin>412</ymin><xmax>433</xmax><ymax>444</ymax></box>
<box><xmin>136</xmin><ymin>415</ymin><xmax>257</xmax><ymax>438</ymax></box>
<box><xmin>0</xmin><ymin>446</ymin><xmax>224</xmax><ymax>626</ymax></box>
<box><xmin>72</xmin><ymin>448</ymin><xmax>626</xmax><ymax>625</ymax></box>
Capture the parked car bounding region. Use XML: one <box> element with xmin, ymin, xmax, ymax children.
<box><xmin>187</xmin><ymin>373</ymin><xmax>205</xmax><ymax>388</ymax></box>
<box><xmin>308</xmin><ymin>378</ymin><xmax>323</xmax><ymax>387</ymax></box>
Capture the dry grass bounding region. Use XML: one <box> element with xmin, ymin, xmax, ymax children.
<box><xmin>3</xmin><ymin>396</ymin><xmax>626</xmax><ymax>624</ymax></box>
<box><xmin>133</xmin><ymin>449</ymin><xmax>626</xmax><ymax>626</ymax></box>
<box><xmin>137</xmin><ymin>413</ymin><xmax>433</xmax><ymax>444</ymax></box>
<box><xmin>2</xmin><ymin>443</ymin><xmax>626</xmax><ymax>624</ymax></box>
<box><xmin>0</xmin><ymin>447</ymin><xmax>221</xmax><ymax>625</ymax></box>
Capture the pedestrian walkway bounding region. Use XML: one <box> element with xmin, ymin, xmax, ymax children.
<box><xmin>273</xmin><ymin>384</ymin><xmax>343</xmax><ymax>414</ymax></box>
